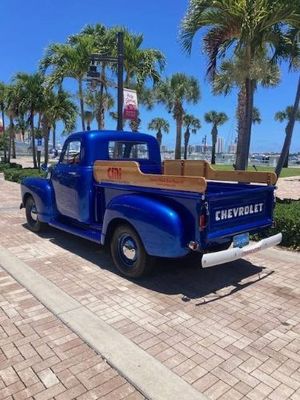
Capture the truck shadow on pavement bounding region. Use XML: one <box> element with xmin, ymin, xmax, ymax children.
<box><xmin>35</xmin><ymin>226</ymin><xmax>273</xmax><ymax>304</ymax></box>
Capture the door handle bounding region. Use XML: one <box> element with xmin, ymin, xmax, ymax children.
<box><xmin>68</xmin><ymin>172</ymin><xmax>78</xmax><ymax>176</ymax></box>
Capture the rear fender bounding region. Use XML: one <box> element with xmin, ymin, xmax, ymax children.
<box><xmin>102</xmin><ymin>194</ymin><xmax>191</xmax><ymax>257</ymax></box>
<box><xmin>21</xmin><ymin>177</ymin><xmax>57</xmax><ymax>223</ymax></box>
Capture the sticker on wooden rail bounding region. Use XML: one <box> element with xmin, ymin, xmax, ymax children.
<box><xmin>94</xmin><ymin>161</ymin><xmax>207</xmax><ymax>193</ymax></box>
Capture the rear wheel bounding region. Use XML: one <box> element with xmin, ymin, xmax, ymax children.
<box><xmin>110</xmin><ymin>224</ymin><xmax>154</xmax><ymax>278</ymax></box>
<box><xmin>25</xmin><ymin>196</ymin><xmax>45</xmax><ymax>233</ymax></box>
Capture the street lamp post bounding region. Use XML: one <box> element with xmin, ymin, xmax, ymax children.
<box><xmin>87</xmin><ymin>31</ymin><xmax>124</xmax><ymax>131</ymax></box>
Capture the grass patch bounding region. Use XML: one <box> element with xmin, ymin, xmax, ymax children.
<box><xmin>213</xmin><ymin>164</ymin><xmax>300</xmax><ymax>178</ymax></box>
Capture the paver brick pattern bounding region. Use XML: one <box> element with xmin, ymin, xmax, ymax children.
<box><xmin>1</xmin><ymin>177</ymin><xmax>300</xmax><ymax>399</ymax></box>
<box><xmin>0</xmin><ymin>265</ymin><xmax>144</xmax><ymax>400</ymax></box>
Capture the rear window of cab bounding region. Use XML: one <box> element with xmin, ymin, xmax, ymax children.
<box><xmin>108</xmin><ymin>141</ymin><xmax>149</xmax><ymax>160</ymax></box>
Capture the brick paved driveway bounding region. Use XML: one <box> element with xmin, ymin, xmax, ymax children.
<box><xmin>0</xmin><ymin>177</ymin><xmax>300</xmax><ymax>400</ymax></box>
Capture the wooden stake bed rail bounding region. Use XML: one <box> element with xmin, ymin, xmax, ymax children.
<box><xmin>93</xmin><ymin>161</ymin><xmax>207</xmax><ymax>193</ymax></box>
<box><xmin>163</xmin><ymin>160</ymin><xmax>277</xmax><ymax>185</ymax></box>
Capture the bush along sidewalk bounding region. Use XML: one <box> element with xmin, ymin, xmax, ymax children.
<box><xmin>253</xmin><ymin>199</ymin><xmax>300</xmax><ymax>250</ymax></box>
<box><xmin>0</xmin><ymin>162</ymin><xmax>22</xmax><ymax>172</ymax></box>
<box><xmin>3</xmin><ymin>167</ymin><xmax>45</xmax><ymax>183</ymax></box>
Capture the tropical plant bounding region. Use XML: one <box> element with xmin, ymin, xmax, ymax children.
<box><xmin>275</xmin><ymin>28</ymin><xmax>300</xmax><ymax>178</ymax></box>
<box><xmin>129</xmin><ymin>115</ymin><xmax>141</xmax><ymax>132</ymax></box>
<box><xmin>5</xmin><ymin>84</ymin><xmax>21</xmax><ymax>161</ymax></box>
<box><xmin>41</xmin><ymin>89</ymin><xmax>77</xmax><ymax>163</ymax></box>
<box><xmin>204</xmin><ymin>111</ymin><xmax>228</xmax><ymax>164</ymax></box>
<box><xmin>212</xmin><ymin>54</ymin><xmax>279</xmax><ymax>165</ymax></box>
<box><xmin>13</xmin><ymin>73</ymin><xmax>45</xmax><ymax>168</ymax></box>
<box><xmin>0</xmin><ymin>82</ymin><xmax>8</xmax><ymax>161</ymax></box>
<box><xmin>156</xmin><ymin>73</ymin><xmax>200</xmax><ymax>159</ymax></box>
<box><xmin>180</xmin><ymin>0</ymin><xmax>300</xmax><ymax>170</ymax></box>
<box><xmin>148</xmin><ymin>117</ymin><xmax>170</xmax><ymax>146</ymax></box>
<box><xmin>40</xmin><ymin>35</ymin><xmax>94</xmax><ymax>131</ymax></box>
<box><xmin>183</xmin><ymin>114</ymin><xmax>201</xmax><ymax>159</ymax></box>
<box><xmin>85</xmin><ymin>90</ymin><xmax>114</xmax><ymax>130</ymax></box>
<box><xmin>275</xmin><ymin>105</ymin><xmax>300</xmax><ymax>168</ymax></box>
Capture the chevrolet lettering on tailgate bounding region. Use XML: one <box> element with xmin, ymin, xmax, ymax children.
<box><xmin>215</xmin><ymin>202</ymin><xmax>264</xmax><ymax>221</ymax></box>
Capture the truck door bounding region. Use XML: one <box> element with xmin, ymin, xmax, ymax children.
<box><xmin>51</xmin><ymin>138</ymin><xmax>83</xmax><ymax>220</ymax></box>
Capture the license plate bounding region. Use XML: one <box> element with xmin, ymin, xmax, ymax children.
<box><xmin>233</xmin><ymin>232</ymin><xmax>249</xmax><ymax>248</ymax></box>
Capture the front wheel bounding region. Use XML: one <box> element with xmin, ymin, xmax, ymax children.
<box><xmin>110</xmin><ymin>224</ymin><xmax>154</xmax><ymax>278</ymax></box>
<box><xmin>25</xmin><ymin>196</ymin><xmax>45</xmax><ymax>233</ymax></box>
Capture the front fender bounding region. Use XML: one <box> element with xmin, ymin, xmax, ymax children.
<box><xmin>102</xmin><ymin>194</ymin><xmax>191</xmax><ymax>257</ymax></box>
<box><xmin>21</xmin><ymin>177</ymin><xmax>57</xmax><ymax>223</ymax></box>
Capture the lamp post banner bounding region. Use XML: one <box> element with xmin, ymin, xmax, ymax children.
<box><xmin>123</xmin><ymin>88</ymin><xmax>138</xmax><ymax>120</ymax></box>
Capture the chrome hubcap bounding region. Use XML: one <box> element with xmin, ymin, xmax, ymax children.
<box><xmin>118</xmin><ymin>235</ymin><xmax>138</xmax><ymax>267</ymax></box>
<box><xmin>30</xmin><ymin>204</ymin><xmax>38</xmax><ymax>222</ymax></box>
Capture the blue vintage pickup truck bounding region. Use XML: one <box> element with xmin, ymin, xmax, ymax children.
<box><xmin>20</xmin><ymin>130</ymin><xmax>281</xmax><ymax>278</ymax></box>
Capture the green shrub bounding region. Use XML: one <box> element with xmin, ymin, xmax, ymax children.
<box><xmin>3</xmin><ymin>168</ymin><xmax>45</xmax><ymax>183</ymax></box>
<box><xmin>253</xmin><ymin>200</ymin><xmax>300</xmax><ymax>250</ymax></box>
<box><xmin>0</xmin><ymin>162</ymin><xmax>22</xmax><ymax>172</ymax></box>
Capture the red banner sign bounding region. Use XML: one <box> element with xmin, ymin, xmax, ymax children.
<box><xmin>123</xmin><ymin>88</ymin><xmax>138</xmax><ymax>120</ymax></box>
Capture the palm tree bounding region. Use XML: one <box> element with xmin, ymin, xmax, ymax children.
<box><xmin>212</xmin><ymin>54</ymin><xmax>279</xmax><ymax>167</ymax></box>
<box><xmin>275</xmin><ymin>106</ymin><xmax>300</xmax><ymax>168</ymax></box>
<box><xmin>156</xmin><ymin>73</ymin><xmax>200</xmax><ymax>159</ymax></box>
<box><xmin>204</xmin><ymin>111</ymin><xmax>228</xmax><ymax>164</ymax></box>
<box><xmin>14</xmin><ymin>73</ymin><xmax>45</xmax><ymax>167</ymax></box>
<box><xmin>183</xmin><ymin>114</ymin><xmax>201</xmax><ymax>159</ymax></box>
<box><xmin>148</xmin><ymin>118</ymin><xmax>170</xmax><ymax>146</ymax></box>
<box><xmin>41</xmin><ymin>89</ymin><xmax>77</xmax><ymax>164</ymax></box>
<box><xmin>0</xmin><ymin>82</ymin><xmax>8</xmax><ymax>161</ymax></box>
<box><xmin>85</xmin><ymin>90</ymin><xmax>114</xmax><ymax>130</ymax></box>
<box><xmin>180</xmin><ymin>0</ymin><xmax>300</xmax><ymax>170</ymax></box>
<box><xmin>40</xmin><ymin>35</ymin><xmax>94</xmax><ymax>131</ymax></box>
<box><xmin>84</xmin><ymin>111</ymin><xmax>94</xmax><ymax>131</ymax></box>
<box><xmin>275</xmin><ymin>28</ymin><xmax>300</xmax><ymax>177</ymax></box>
<box><xmin>5</xmin><ymin>84</ymin><xmax>20</xmax><ymax>160</ymax></box>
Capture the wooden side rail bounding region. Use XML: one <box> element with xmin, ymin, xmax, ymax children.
<box><xmin>163</xmin><ymin>160</ymin><xmax>277</xmax><ymax>185</ymax></box>
<box><xmin>94</xmin><ymin>161</ymin><xmax>207</xmax><ymax>193</ymax></box>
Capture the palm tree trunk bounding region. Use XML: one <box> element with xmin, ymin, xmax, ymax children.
<box><xmin>156</xmin><ymin>130</ymin><xmax>162</xmax><ymax>147</ymax></box>
<box><xmin>211</xmin><ymin>125</ymin><xmax>217</xmax><ymax>164</ymax></box>
<box><xmin>8</xmin><ymin>117</ymin><xmax>13</xmax><ymax>163</ymax></box>
<box><xmin>235</xmin><ymin>78</ymin><xmax>254</xmax><ymax>170</ymax></box>
<box><xmin>30</xmin><ymin>113</ymin><xmax>37</xmax><ymax>168</ymax></box>
<box><xmin>1</xmin><ymin>107</ymin><xmax>7</xmax><ymax>162</ymax></box>
<box><xmin>12</xmin><ymin>130</ymin><xmax>16</xmax><ymax>159</ymax></box>
<box><xmin>44</xmin><ymin>128</ymin><xmax>50</xmax><ymax>165</ymax></box>
<box><xmin>78</xmin><ymin>78</ymin><xmax>85</xmax><ymax>131</ymax></box>
<box><xmin>175</xmin><ymin>115</ymin><xmax>183</xmax><ymax>159</ymax></box>
<box><xmin>52</xmin><ymin>123</ymin><xmax>56</xmax><ymax>149</ymax></box>
<box><xmin>98</xmin><ymin>65</ymin><xmax>106</xmax><ymax>130</ymax></box>
<box><xmin>184</xmin><ymin>129</ymin><xmax>190</xmax><ymax>160</ymax></box>
<box><xmin>275</xmin><ymin>76</ymin><xmax>300</xmax><ymax>179</ymax></box>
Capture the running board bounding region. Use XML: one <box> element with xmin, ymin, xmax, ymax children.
<box><xmin>49</xmin><ymin>220</ymin><xmax>101</xmax><ymax>243</ymax></box>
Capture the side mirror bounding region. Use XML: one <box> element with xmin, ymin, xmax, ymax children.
<box><xmin>40</xmin><ymin>163</ymin><xmax>48</xmax><ymax>172</ymax></box>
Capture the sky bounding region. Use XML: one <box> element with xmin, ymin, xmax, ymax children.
<box><xmin>0</xmin><ymin>0</ymin><xmax>299</xmax><ymax>153</ymax></box>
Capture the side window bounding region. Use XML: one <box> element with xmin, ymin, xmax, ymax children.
<box><xmin>108</xmin><ymin>141</ymin><xmax>149</xmax><ymax>160</ymax></box>
<box><xmin>61</xmin><ymin>140</ymin><xmax>82</xmax><ymax>165</ymax></box>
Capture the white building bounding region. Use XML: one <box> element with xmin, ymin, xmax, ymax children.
<box><xmin>216</xmin><ymin>137</ymin><xmax>224</xmax><ymax>154</ymax></box>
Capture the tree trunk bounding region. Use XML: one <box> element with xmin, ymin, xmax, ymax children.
<box><xmin>211</xmin><ymin>125</ymin><xmax>217</xmax><ymax>165</ymax></box>
<box><xmin>52</xmin><ymin>123</ymin><xmax>56</xmax><ymax>149</ymax></box>
<box><xmin>283</xmin><ymin>151</ymin><xmax>289</xmax><ymax>168</ymax></box>
<box><xmin>30</xmin><ymin>113</ymin><xmax>37</xmax><ymax>168</ymax></box>
<box><xmin>235</xmin><ymin>87</ymin><xmax>246</xmax><ymax>167</ymax></box>
<box><xmin>175</xmin><ymin>117</ymin><xmax>182</xmax><ymax>159</ymax></box>
<box><xmin>1</xmin><ymin>107</ymin><xmax>7</xmax><ymax>162</ymax></box>
<box><xmin>12</xmin><ymin>130</ymin><xmax>16</xmax><ymax>159</ymax></box>
<box><xmin>98</xmin><ymin>65</ymin><xmax>105</xmax><ymax>130</ymax></box>
<box><xmin>235</xmin><ymin>78</ymin><xmax>255</xmax><ymax>170</ymax></box>
<box><xmin>7</xmin><ymin>116</ymin><xmax>13</xmax><ymax>163</ymax></box>
<box><xmin>44</xmin><ymin>127</ymin><xmax>50</xmax><ymax>165</ymax></box>
<box><xmin>184</xmin><ymin>128</ymin><xmax>190</xmax><ymax>160</ymax></box>
<box><xmin>275</xmin><ymin>76</ymin><xmax>300</xmax><ymax>179</ymax></box>
<box><xmin>156</xmin><ymin>130</ymin><xmax>162</xmax><ymax>147</ymax></box>
<box><xmin>78</xmin><ymin>78</ymin><xmax>85</xmax><ymax>131</ymax></box>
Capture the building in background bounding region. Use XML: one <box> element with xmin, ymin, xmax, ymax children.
<box><xmin>228</xmin><ymin>142</ymin><xmax>237</xmax><ymax>154</ymax></box>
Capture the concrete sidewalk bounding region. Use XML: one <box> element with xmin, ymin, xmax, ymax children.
<box><xmin>0</xmin><ymin>177</ymin><xmax>300</xmax><ymax>399</ymax></box>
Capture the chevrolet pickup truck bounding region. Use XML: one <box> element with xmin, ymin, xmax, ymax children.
<box><xmin>20</xmin><ymin>130</ymin><xmax>282</xmax><ymax>278</ymax></box>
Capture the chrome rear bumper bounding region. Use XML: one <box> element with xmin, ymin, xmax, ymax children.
<box><xmin>202</xmin><ymin>233</ymin><xmax>282</xmax><ymax>268</ymax></box>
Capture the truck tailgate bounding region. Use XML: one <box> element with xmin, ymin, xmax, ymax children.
<box><xmin>206</xmin><ymin>184</ymin><xmax>274</xmax><ymax>240</ymax></box>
